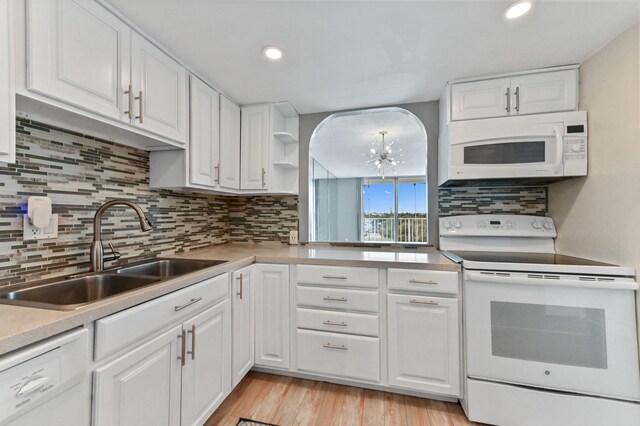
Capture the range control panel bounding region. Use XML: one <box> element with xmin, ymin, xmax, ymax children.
<box><xmin>439</xmin><ymin>214</ymin><xmax>556</xmax><ymax>238</ymax></box>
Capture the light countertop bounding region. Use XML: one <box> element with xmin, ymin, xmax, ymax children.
<box><xmin>0</xmin><ymin>243</ymin><xmax>458</xmax><ymax>356</ymax></box>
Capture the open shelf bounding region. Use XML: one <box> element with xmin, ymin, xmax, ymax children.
<box><xmin>273</xmin><ymin>132</ymin><xmax>298</xmax><ymax>144</ymax></box>
<box><xmin>273</xmin><ymin>161</ymin><xmax>298</xmax><ymax>170</ymax></box>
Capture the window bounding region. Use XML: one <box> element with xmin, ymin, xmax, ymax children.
<box><xmin>309</xmin><ymin>107</ymin><xmax>430</xmax><ymax>244</ymax></box>
<box><xmin>362</xmin><ymin>177</ymin><xmax>427</xmax><ymax>243</ymax></box>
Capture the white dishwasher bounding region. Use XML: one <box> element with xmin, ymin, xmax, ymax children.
<box><xmin>0</xmin><ymin>328</ymin><xmax>90</xmax><ymax>426</ymax></box>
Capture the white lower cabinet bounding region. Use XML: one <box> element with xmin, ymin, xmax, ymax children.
<box><xmin>296</xmin><ymin>329</ymin><xmax>380</xmax><ymax>382</ymax></box>
<box><xmin>387</xmin><ymin>293</ymin><xmax>460</xmax><ymax>396</ymax></box>
<box><xmin>93</xmin><ymin>275</ymin><xmax>231</xmax><ymax>426</ymax></box>
<box><xmin>254</xmin><ymin>264</ymin><xmax>290</xmax><ymax>369</ymax></box>
<box><xmin>93</xmin><ymin>324</ymin><xmax>183</xmax><ymax>426</ymax></box>
<box><xmin>181</xmin><ymin>302</ymin><xmax>232</xmax><ymax>426</ymax></box>
<box><xmin>232</xmin><ymin>266</ymin><xmax>255</xmax><ymax>386</ymax></box>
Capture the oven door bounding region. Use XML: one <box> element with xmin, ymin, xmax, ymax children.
<box><xmin>464</xmin><ymin>270</ymin><xmax>640</xmax><ymax>401</ymax></box>
<box><xmin>448</xmin><ymin>123</ymin><xmax>565</xmax><ymax>180</ymax></box>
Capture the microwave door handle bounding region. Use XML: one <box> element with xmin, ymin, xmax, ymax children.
<box><xmin>554</xmin><ymin>129</ymin><xmax>564</xmax><ymax>174</ymax></box>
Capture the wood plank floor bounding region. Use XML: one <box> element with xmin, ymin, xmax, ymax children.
<box><xmin>205</xmin><ymin>371</ymin><xmax>482</xmax><ymax>426</ymax></box>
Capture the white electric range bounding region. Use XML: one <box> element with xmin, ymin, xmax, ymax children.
<box><xmin>440</xmin><ymin>214</ymin><xmax>640</xmax><ymax>426</ymax></box>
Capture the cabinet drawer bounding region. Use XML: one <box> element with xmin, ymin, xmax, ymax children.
<box><xmin>297</xmin><ymin>265</ymin><xmax>378</xmax><ymax>288</ymax></box>
<box><xmin>95</xmin><ymin>273</ymin><xmax>229</xmax><ymax>361</ymax></box>
<box><xmin>388</xmin><ymin>269</ymin><xmax>458</xmax><ymax>294</ymax></box>
<box><xmin>296</xmin><ymin>285</ymin><xmax>378</xmax><ymax>313</ymax></box>
<box><xmin>296</xmin><ymin>308</ymin><xmax>379</xmax><ymax>337</ymax></box>
<box><xmin>296</xmin><ymin>329</ymin><xmax>380</xmax><ymax>382</ymax></box>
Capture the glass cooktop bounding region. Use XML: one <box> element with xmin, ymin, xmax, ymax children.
<box><xmin>445</xmin><ymin>251</ymin><xmax>615</xmax><ymax>267</ymax></box>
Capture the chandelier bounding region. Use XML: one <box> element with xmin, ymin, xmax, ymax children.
<box><xmin>366</xmin><ymin>131</ymin><xmax>401</xmax><ymax>178</ymax></box>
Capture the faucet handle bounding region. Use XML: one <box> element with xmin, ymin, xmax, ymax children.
<box><xmin>104</xmin><ymin>243</ymin><xmax>121</xmax><ymax>263</ymax></box>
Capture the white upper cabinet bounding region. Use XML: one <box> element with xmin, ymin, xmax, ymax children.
<box><xmin>189</xmin><ymin>76</ymin><xmax>220</xmax><ymax>187</ymax></box>
<box><xmin>241</xmin><ymin>104</ymin><xmax>270</xmax><ymax>190</ymax></box>
<box><xmin>27</xmin><ymin>0</ymin><xmax>129</xmax><ymax>121</ymax></box>
<box><xmin>510</xmin><ymin>70</ymin><xmax>578</xmax><ymax>116</ymax></box>
<box><xmin>451</xmin><ymin>77</ymin><xmax>511</xmax><ymax>121</ymax></box>
<box><xmin>219</xmin><ymin>95</ymin><xmax>241</xmax><ymax>190</ymax></box>
<box><xmin>130</xmin><ymin>32</ymin><xmax>187</xmax><ymax>142</ymax></box>
<box><xmin>450</xmin><ymin>67</ymin><xmax>578</xmax><ymax>121</ymax></box>
<box><xmin>0</xmin><ymin>0</ymin><xmax>14</xmax><ymax>164</ymax></box>
<box><xmin>23</xmin><ymin>0</ymin><xmax>187</xmax><ymax>145</ymax></box>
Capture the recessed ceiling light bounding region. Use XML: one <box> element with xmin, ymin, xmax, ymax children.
<box><xmin>504</xmin><ymin>1</ymin><xmax>532</xmax><ymax>20</ymax></box>
<box><xmin>263</xmin><ymin>46</ymin><xmax>283</xmax><ymax>60</ymax></box>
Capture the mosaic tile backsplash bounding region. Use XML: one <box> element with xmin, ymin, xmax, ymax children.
<box><xmin>438</xmin><ymin>186</ymin><xmax>548</xmax><ymax>217</ymax></box>
<box><xmin>0</xmin><ymin>119</ymin><xmax>298</xmax><ymax>286</ymax></box>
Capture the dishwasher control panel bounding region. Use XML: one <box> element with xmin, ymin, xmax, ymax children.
<box><xmin>0</xmin><ymin>328</ymin><xmax>88</xmax><ymax>423</ymax></box>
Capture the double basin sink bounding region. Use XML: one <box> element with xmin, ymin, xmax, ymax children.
<box><xmin>0</xmin><ymin>259</ymin><xmax>227</xmax><ymax>311</ymax></box>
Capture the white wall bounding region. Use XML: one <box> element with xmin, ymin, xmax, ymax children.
<box><xmin>548</xmin><ymin>22</ymin><xmax>640</xmax><ymax>332</ymax></box>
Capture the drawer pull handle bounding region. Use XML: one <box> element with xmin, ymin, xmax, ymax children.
<box><xmin>322</xmin><ymin>275</ymin><xmax>347</xmax><ymax>280</ymax></box>
<box><xmin>187</xmin><ymin>325</ymin><xmax>196</xmax><ymax>360</ymax></box>
<box><xmin>175</xmin><ymin>297</ymin><xmax>203</xmax><ymax>311</ymax></box>
<box><xmin>409</xmin><ymin>279</ymin><xmax>438</xmax><ymax>285</ymax></box>
<box><xmin>410</xmin><ymin>299</ymin><xmax>439</xmax><ymax>306</ymax></box>
<box><xmin>236</xmin><ymin>273</ymin><xmax>244</xmax><ymax>299</ymax></box>
<box><xmin>323</xmin><ymin>343</ymin><xmax>348</xmax><ymax>350</ymax></box>
<box><xmin>178</xmin><ymin>329</ymin><xmax>187</xmax><ymax>366</ymax></box>
<box><xmin>323</xmin><ymin>296</ymin><xmax>348</xmax><ymax>302</ymax></box>
<box><xmin>323</xmin><ymin>320</ymin><xmax>348</xmax><ymax>327</ymax></box>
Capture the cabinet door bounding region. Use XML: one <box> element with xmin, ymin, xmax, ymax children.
<box><xmin>131</xmin><ymin>32</ymin><xmax>187</xmax><ymax>143</ymax></box>
<box><xmin>0</xmin><ymin>0</ymin><xmax>14</xmax><ymax>163</ymax></box>
<box><xmin>510</xmin><ymin>70</ymin><xmax>578</xmax><ymax>115</ymax></box>
<box><xmin>219</xmin><ymin>95</ymin><xmax>241</xmax><ymax>189</ymax></box>
<box><xmin>255</xmin><ymin>264</ymin><xmax>290</xmax><ymax>369</ymax></box>
<box><xmin>231</xmin><ymin>266</ymin><xmax>255</xmax><ymax>386</ymax></box>
<box><xmin>181</xmin><ymin>301</ymin><xmax>232</xmax><ymax>426</ymax></box>
<box><xmin>387</xmin><ymin>294</ymin><xmax>460</xmax><ymax>396</ymax></box>
<box><xmin>189</xmin><ymin>76</ymin><xmax>220</xmax><ymax>187</ymax></box>
<box><xmin>450</xmin><ymin>78</ymin><xmax>510</xmax><ymax>121</ymax></box>
<box><xmin>93</xmin><ymin>325</ymin><xmax>182</xmax><ymax>426</ymax></box>
<box><xmin>27</xmin><ymin>0</ymin><xmax>129</xmax><ymax>121</ymax></box>
<box><xmin>240</xmin><ymin>104</ymin><xmax>270</xmax><ymax>190</ymax></box>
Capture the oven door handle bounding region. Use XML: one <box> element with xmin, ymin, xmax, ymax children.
<box><xmin>465</xmin><ymin>271</ymin><xmax>639</xmax><ymax>290</ymax></box>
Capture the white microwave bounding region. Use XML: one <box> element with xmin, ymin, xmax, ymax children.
<box><xmin>438</xmin><ymin>111</ymin><xmax>587</xmax><ymax>186</ymax></box>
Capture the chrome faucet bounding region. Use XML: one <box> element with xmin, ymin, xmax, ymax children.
<box><xmin>90</xmin><ymin>200</ymin><xmax>153</xmax><ymax>272</ymax></box>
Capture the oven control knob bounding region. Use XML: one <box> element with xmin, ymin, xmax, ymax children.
<box><xmin>571</xmin><ymin>144</ymin><xmax>581</xmax><ymax>153</ymax></box>
<box><xmin>543</xmin><ymin>222</ymin><xmax>553</xmax><ymax>230</ymax></box>
<box><xmin>454</xmin><ymin>221</ymin><xmax>462</xmax><ymax>229</ymax></box>
<box><xmin>532</xmin><ymin>221</ymin><xmax>541</xmax><ymax>229</ymax></box>
<box><xmin>443</xmin><ymin>221</ymin><xmax>452</xmax><ymax>229</ymax></box>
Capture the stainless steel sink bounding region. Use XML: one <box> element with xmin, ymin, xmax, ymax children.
<box><xmin>0</xmin><ymin>274</ymin><xmax>160</xmax><ymax>310</ymax></box>
<box><xmin>115</xmin><ymin>259</ymin><xmax>227</xmax><ymax>278</ymax></box>
<box><xmin>0</xmin><ymin>258</ymin><xmax>227</xmax><ymax>310</ymax></box>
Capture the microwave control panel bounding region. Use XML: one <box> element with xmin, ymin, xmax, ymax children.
<box><xmin>563</xmin><ymin>122</ymin><xmax>588</xmax><ymax>176</ymax></box>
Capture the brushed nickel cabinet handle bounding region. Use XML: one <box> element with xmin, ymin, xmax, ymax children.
<box><xmin>323</xmin><ymin>296</ymin><xmax>347</xmax><ymax>302</ymax></box>
<box><xmin>214</xmin><ymin>164</ymin><xmax>220</xmax><ymax>184</ymax></box>
<box><xmin>135</xmin><ymin>91</ymin><xmax>143</xmax><ymax>123</ymax></box>
<box><xmin>505</xmin><ymin>87</ymin><xmax>511</xmax><ymax>113</ymax></box>
<box><xmin>323</xmin><ymin>343</ymin><xmax>348</xmax><ymax>350</ymax></box>
<box><xmin>515</xmin><ymin>87</ymin><xmax>520</xmax><ymax>112</ymax></box>
<box><xmin>261</xmin><ymin>168</ymin><xmax>266</xmax><ymax>188</ymax></box>
<box><xmin>322</xmin><ymin>275</ymin><xmax>347</xmax><ymax>280</ymax></box>
<box><xmin>323</xmin><ymin>320</ymin><xmax>348</xmax><ymax>327</ymax></box>
<box><xmin>124</xmin><ymin>85</ymin><xmax>134</xmax><ymax>120</ymax></box>
<box><xmin>410</xmin><ymin>299</ymin><xmax>439</xmax><ymax>305</ymax></box>
<box><xmin>174</xmin><ymin>297</ymin><xmax>203</xmax><ymax>311</ymax></box>
<box><xmin>187</xmin><ymin>325</ymin><xmax>196</xmax><ymax>360</ymax></box>
<box><xmin>409</xmin><ymin>279</ymin><xmax>438</xmax><ymax>285</ymax></box>
<box><xmin>236</xmin><ymin>273</ymin><xmax>243</xmax><ymax>299</ymax></box>
<box><xmin>178</xmin><ymin>329</ymin><xmax>187</xmax><ymax>366</ymax></box>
